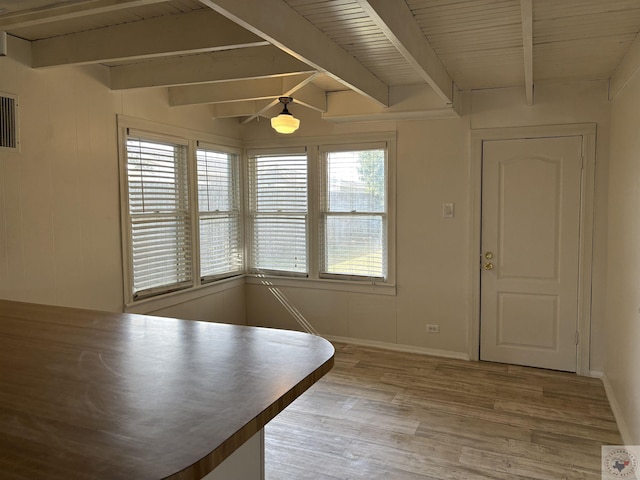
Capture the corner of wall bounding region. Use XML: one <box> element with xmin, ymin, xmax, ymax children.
<box><xmin>602</xmin><ymin>373</ymin><xmax>635</xmax><ymax>445</ymax></box>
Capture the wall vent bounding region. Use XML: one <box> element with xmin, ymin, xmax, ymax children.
<box><xmin>0</xmin><ymin>92</ymin><xmax>19</xmax><ymax>152</ymax></box>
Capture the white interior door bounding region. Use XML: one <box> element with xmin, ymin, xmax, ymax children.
<box><xmin>480</xmin><ymin>136</ymin><xmax>582</xmax><ymax>372</ymax></box>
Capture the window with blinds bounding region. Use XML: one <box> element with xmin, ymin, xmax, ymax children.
<box><xmin>248</xmin><ymin>151</ymin><xmax>308</xmax><ymax>275</ymax></box>
<box><xmin>125</xmin><ymin>136</ymin><xmax>192</xmax><ymax>299</ymax></box>
<box><xmin>197</xmin><ymin>147</ymin><xmax>243</xmax><ymax>281</ymax></box>
<box><xmin>120</xmin><ymin>121</ymin><xmax>393</xmax><ymax>302</ymax></box>
<box><xmin>320</xmin><ymin>147</ymin><xmax>387</xmax><ymax>280</ymax></box>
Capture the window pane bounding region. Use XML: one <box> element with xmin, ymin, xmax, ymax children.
<box><xmin>322</xmin><ymin>147</ymin><xmax>387</xmax><ymax>279</ymax></box>
<box><xmin>326</xmin><ymin>149</ymin><xmax>385</xmax><ymax>213</ymax></box>
<box><xmin>197</xmin><ymin>148</ymin><xmax>242</xmax><ymax>279</ymax></box>
<box><xmin>323</xmin><ymin>215</ymin><xmax>384</xmax><ymax>277</ymax></box>
<box><xmin>127</xmin><ymin>140</ymin><xmax>188</xmax><ymax>213</ymax></box>
<box><xmin>131</xmin><ymin>215</ymin><xmax>192</xmax><ymax>291</ymax></box>
<box><xmin>253</xmin><ymin>154</ymin><xmax>308</xmax><ymax>212</ymax></box>
<box><xmin>199</xmin><ymin>214</ymin><xmax>242</xmax><ymax>277</ymax></box>
<box><xmin>126</xmin><ymin>137</ymin><xmax>191</xmax><ymax>298</ymax></box>
<box><xmin>197</xmin><ymin>149</ymin><xmax>239</xmax><ymax>212</ymax></box>
<box><xmin>253</xmin><ymin>215</ymin><xmax>307</xmax><ymax>273</ymax></box>
<box><xmin>249</xmin><ymin>153</ymin><xmax>308</xmax><ymax>274</ymax></box>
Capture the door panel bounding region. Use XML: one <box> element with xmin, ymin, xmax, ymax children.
<box><xmin>497</xmin><ymin>292</ymin><xmax>558</xmax><ymax>348</ymax></box>
<box><xmin>499</xmin><ymin>157</ymin><xmax>560</xmax><ymax>279</ymax></box>
<box><xmin>480</xmin><ymin>136</ymin><xmax>582</xmax><ymax>372</ymax></box>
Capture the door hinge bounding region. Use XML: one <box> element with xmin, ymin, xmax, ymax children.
<box><xmin>575</xmin><ymin>331</ymin><xmax>579</xmax><ymax>345</ymax></box>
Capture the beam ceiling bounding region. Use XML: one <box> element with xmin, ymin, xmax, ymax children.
<box><xmin>32</xmin><ymin>9</ymin><xmax>268</xmax><ymax>67</ymax></box>
<box><xmin>0</xmin><ymin>0</ymin><xmax>167</xmax><ymax>29</ymax></box>
<box><xmin>109</xmin><ymin>45</ymin><xmax>314</xmax><ymax>90</ymax></box>
<box><xmin>355</xmin><ymin>0</ymin><xmax>454</xmax><ymax>105</ymax></box>
<box><xmin>198</xmin><ymin>0</ymin><xmax>390</xmax><ymax>107</ymax></box>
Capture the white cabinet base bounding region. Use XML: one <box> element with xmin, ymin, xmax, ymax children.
<box><xmin>202</xmin><ymin>429</ymin><xmax>264</xmax><ymax>480</ymax></box>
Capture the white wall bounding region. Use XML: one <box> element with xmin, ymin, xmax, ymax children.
<box><xmin>0</xmin><ymin>36</ymin><xmax>246</xmax><ymax>324</ymax></box>
<box><xmin>242</xmin><ymin>81</ymin><xmax>611</xmax><ymax>368</ymax></box>
<box><xmin>605</xmin><ymin>74</ymin><xmax>640</xmax><ymax>444</ymax></box>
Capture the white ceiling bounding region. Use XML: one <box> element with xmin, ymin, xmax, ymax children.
<box><xmin>1</xmin><ymin>0</ymin><xmax>639</xmax><ymax>122</ymax></box>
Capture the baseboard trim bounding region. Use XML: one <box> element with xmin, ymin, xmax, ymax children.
<box><xmin>323</xmin><ymin>335</ymin><xmax>470</xmax><ymax>361</ymax></box>
<box><xmin>601</xmin><ymin>373</ymin><xmax>634</xmax><ymax>445</ymax></box>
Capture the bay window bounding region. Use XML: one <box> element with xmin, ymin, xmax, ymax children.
<box><xmin>120</xmin><ymin>117</ymin><xmax>395</xmax><ymax>306</ymax></box>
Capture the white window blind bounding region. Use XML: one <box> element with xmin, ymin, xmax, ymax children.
<box><xmin>197</xmin><ymin>147</ymin><xmax>243</xmax><ymax>281</ymax></box>
<box><xmin>320</xmin><ymin>147</ymin><xmax>387</xmax><ymax>279</ymax></box>
<box><xmin>248</xmin><ymin>151</ymin><xmax>308</xmax><ymax>275</ymax></box>
<box><xmin>126</xmin><ymin>136</ymin><xmax>192</xmax><ymax>298</ymax></box>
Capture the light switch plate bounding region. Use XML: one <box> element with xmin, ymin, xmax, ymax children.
<box><xmin>442</xmin><ymin>202</ymin><xmax>455</xmax><ymax>218</ymax></box>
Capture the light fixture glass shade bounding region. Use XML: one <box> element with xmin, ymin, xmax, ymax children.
<box><xmin>271</xmin><ymin>112</ymin><xmax>300</xmax><ymax>134</ymax></box>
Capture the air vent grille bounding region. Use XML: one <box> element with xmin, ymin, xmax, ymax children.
<box><xmin>0</xmin><ymin>93</ymin><xmax>18</xmax><ymax>151</ymax></box>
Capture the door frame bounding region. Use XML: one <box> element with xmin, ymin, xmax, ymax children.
<box><xmin>468</xmin><ymin>123</ymin><xmax>596</xmax><ymax>375</ymax></box>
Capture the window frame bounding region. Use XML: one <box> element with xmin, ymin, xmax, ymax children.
<box><xmin>196</xmin><ymin>141</ymin><xmax>244</xmax><ymax>283</ymax></box>
<box><xmin>246</xmin><ymin>146</ymin><xmax>309</xmax><ymax>277</ymax></box>
<box><xmin>244</xmin><ymin>132</ymin><xmax>396</xmax><ymax>295</ymax></box>
<box><xmin>118</xmin><ymin>116</ymin><xmax>244</xmax><ymax>310</ymax></box>
<box><xmin>318</xmin><ymin>141</ymin><xmax>389</xmax><ymax>282</ymax></box>
<box><xmin>124</xmin><ymin>132</ymin><xmax>192</xmax><ymax>300</ymax></box>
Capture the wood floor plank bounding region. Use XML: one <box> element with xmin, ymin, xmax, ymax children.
<box><xmin>459</xmin><ymin>446</ymin><xmax>601</xmax><ymax>480</ymax></box>
<box><xmin>401</xmin><ymin>391</ymin><xmax>623</xmax><ymax>444</ymax></box>
<box><xmin>416</xmin><ymin>427</ymin><xmax>602</xmax><ymax>471</ymax></box>
<box><xmin>530</xmin><ymin>429</ymin><xmax>618</xmax><ymax>456</ymax></box>
<box><xmin>493</xmin><ymin>399</ymin><xmax>619</xmax><ymax>430</ymax></box>
<box><xmin>265</xmin><ymin>343</ymin><xmax>621</xmax><ymax>479</ymax></box>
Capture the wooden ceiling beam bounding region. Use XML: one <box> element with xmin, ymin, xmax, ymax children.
<box><xmin>0</xmin><ymin>0</ymin><xmax>167</xmax><ymax>30</ymax></box>
<box><xmin>239</xmin><ymin>72</ymin><xmax>321</xmax><ymax>124</ymax></box>
<box><xmin>290</xmin><ymin>83</ymin><xmax>326</xmax><ymax>113</ymax></box>
<box><xmin>198</xmin><ymin>0</ymin><xmax>389</xmax><ymax>107</ymax></box>
<box><xmin>209</xmin><ymin>83</ymin><xmax>326</xmax><ymax>120</ymax></box>
<box><xmin>32</xmin><ymin>9</ymin><xmax>267</xmax><ymax>68</ymax></box>
<box><xmin>323</xmin><ymin>84</ymin><xmax>459</xmax><ymax>122</ymax></box>
<box><xmin>169</xmin><ymin>73</ymin><xmax>316</xmax><ymax>106</ymax></box>
<box><xmin>355</xmin><ymin>0</ymin><xmax>454</xmax><ymax>105</ymax></box>
<box><xmin>109</xmin><ymin>45</ymin><xmax>314</xmax><ymax>90</ymax></box>
<box><xmin>210</xmin><ymin>100</ymin><xmax>273</xmax><ymax>119</ymax></box>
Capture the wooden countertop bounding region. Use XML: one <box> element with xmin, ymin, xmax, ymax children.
<box><xmin>0</xmin><ymin>300</ymin><xmax>335</xmax><ymax>480</ymax></box>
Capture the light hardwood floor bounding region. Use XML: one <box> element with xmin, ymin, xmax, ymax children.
<box><xmin>265</xmin><ymin>342</ymin><xmax>621</xmax><ymax>479</ymax></box>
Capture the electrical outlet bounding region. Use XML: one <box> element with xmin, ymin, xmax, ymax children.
<box><xmin>426</xmin><ymin>324</ymin><xmax>439</xmax><ymax>333</ymax></box>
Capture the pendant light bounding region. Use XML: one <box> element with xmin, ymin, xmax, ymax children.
<box><xmin>271</xmin><ymin>97</ymin><xmax>300</xmax><ymax>134</ymax></box>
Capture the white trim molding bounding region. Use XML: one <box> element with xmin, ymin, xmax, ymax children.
<box><xmin>324</xmin><ymin>335</ymin><xmax>469</xmax><ymax>361</ymax></box>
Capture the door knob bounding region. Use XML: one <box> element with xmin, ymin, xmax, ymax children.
<box><xmin>485</xmin><ymin>252</ymin><xmax>494</xmax><ymax>260</ymax></box>
<box><xmin>484</xmin><ymin>262</ymin><xmax>494</xmax><ymax>271</ymax></box>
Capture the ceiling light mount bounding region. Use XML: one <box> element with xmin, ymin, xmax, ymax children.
<box><xmin>271</xmin><ymin>96</ymin><xmax>300</xmax><ymax>134</ymax></box>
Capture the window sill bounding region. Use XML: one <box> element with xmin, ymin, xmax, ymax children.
<box><xmin>124</xmin><ymin>273</ymin><xmax>396</xmax><ymax>315</ymax></box>
<box><xmin>124</xmin><ymin>276</ymin><xmax>245</xmax><ymax>314</ymax></box>
<box><xmin>245</xmin><ymin>274</ymin><xmax>396</xmax><ymax>296</ymax></box>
